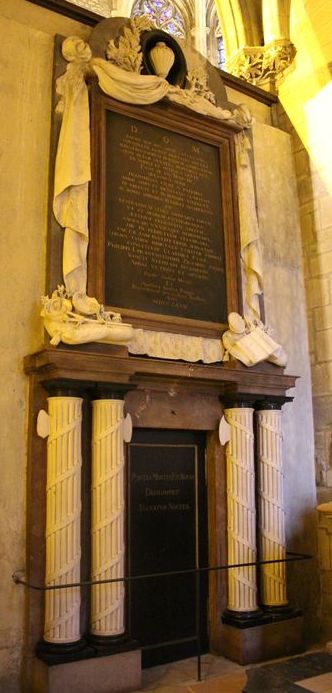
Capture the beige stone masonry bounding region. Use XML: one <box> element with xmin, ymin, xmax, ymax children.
<box><xmin>310</xmin><ymin>253</ymin><xmax>332</xmax><ymax>278</ymax></box>
<box><xmin>316</xmin><ymin>329</ymin><xmax>332</xmax><ymax>362</ymax></box>
<box><xmin>314</xmin><ymin>304</ymin><xmax>332</xmax><ymax>331</ymax></box>
<box><xmin>311</xmin><ymin>363</ymin><xmax>332</xmax><ymax>396</ymax></box>
<box><xmin>317</xmin><ymin>504</ymin><xmax>332</xmax><ymax>636</ymax></box>
<box><xmin>307</xmin><ymin>277</ymin><xmax>331</xmax><ymax>309</ymax></box>
<box><xmin>315</xmin><ymin>229</ymin><xmax>332</xmax><ymax>254</ymax></box>
<box><xmin>319</xmin><ymin>197</ymin><xmax>332</xmax><ymax>229</ymax></box>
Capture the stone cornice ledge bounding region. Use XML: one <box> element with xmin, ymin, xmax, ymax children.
<box><xmin>24</xmin><ymin>346</ymin><xmax>297</xmax><ymax>398</ymax></box>
<box><xmin>226</xmin><ymin>39</ymin><xmax>296</xmax><ymax>92</ymax></box>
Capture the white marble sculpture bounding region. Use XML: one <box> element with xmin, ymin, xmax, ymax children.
<box><xmin>41</xmin><ymin>286</ymin><xmax>134</xmax><ymax>346</ymax></box>
<box><xmin>235</xmin><ymin>132</ymin><xmax>263</xmax><ymax>319</ymax></box>
<box><xmin>128</xmin><ymin>328</ymin><xmax>224</xmax><ymax>364</ymax></box>
<box><xmin>44</xmin><ymin>20</ymin><xmax>285</xmax><ymax>365</ymax></box>
<box><xmin>222</xmin><ymin>312</ymin><xmax>287</xmax><ymax>367</ymax></box>
<box><xmin>43</xmin><ymin>22</ymin><xmax>261</xmax><ymax>354</ymax></box>
<box><xmin>149</xmin><ymin>41</ymin><xmax>175</xmax><ymax>78</ymax></box>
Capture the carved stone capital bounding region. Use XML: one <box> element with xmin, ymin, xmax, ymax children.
<box><xmin>226</xmin><ymin>40</ymin><xmax>296</xmax><ymax>91</ymax></box>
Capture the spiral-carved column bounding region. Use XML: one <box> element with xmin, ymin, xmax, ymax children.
<box><xmin>90</xmin><ymin>397</ymin><xmax>125</xmax><ymax>641</ymax></box>
<box><xmin>224</xmin><ymin>405</ymin><xmax>259</xmax><ymax>618</ymax></box>
<box><xmin>256</xmin><ymin>405</ymin><xmax>288</xmax><ymax>608</ymax></box>
<box><xmin>44</xmin><ymin>396</ymin><xmax>83</xmax><ymax>646</ymax></box>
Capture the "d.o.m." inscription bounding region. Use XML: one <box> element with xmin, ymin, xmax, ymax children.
<box><xmin>105</xmin><ymin>110</ymin><xmax>227</xmax><ymax>324</ymax></box>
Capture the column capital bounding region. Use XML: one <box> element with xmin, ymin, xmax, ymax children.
<box><xmin>222</xmin><ymin>394</ymin><xmax>256</xmax><ymax>409</ymax></box>
<box><xmin>43</xmin><ymin>380</ymin><xmax>136</xmax><ymax>399</ymax></box>
<box><xmin>43</xmin><ymin>381</ymin><xmax>83</xmax><ymax>397</ymax></box>
<box><xmin>92</xmin><ymin>384</ymin><xmax>135</xmax><ymax>400</ymax></box>
<box><xmin>255</xmin><ymin>395</ymin><xmax>293</xmax><ymax>411</ymax></box>
<box><xmin>221</xmin><ymin>394</ymin><xmax>293</xmax><ymax>410</ymax></box>
<box><xmin>226</xmin><ymin>39</ymin><xmax>296</xmax><ymax>92</ymax></box>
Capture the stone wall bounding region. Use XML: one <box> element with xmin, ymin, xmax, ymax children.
<box><xmin>252</xmin><ymin>122</ymin><xmax>318</xmax><ymax>632</ymax></box>
<box><xmin>0</xmin><ymin>3</ymin><xmax>89</xmax><ymax>691</ymax></box>
<box><xmin>278</xmin><ymin>0</ymin><xmax>332</xmax><ymax>507</ymax></box>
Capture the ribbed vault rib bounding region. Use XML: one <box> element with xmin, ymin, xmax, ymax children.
<box><xmin>214</xmin><ymin>0</ymin><xmax>263</xmax><ymax>58</ymax></box>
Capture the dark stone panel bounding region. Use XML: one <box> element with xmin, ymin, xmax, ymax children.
<box><xmin>104</xmin><ymin>110</ymin><xmax>226</xmax><ymax>324</ymax></box>
<box><xmin>245</xmin><ymin>651</ymin><xmax>332</xmax><ymax>692</ymax></box>
<box><xmin>127</xmin><ymin>429</ymin><xmax>208</xmax><ymax>666</ymax></box>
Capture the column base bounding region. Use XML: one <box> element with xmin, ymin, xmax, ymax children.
<box><xmin>220</xmin><ymin>614</ymin><xmax>304</xmax><ymax>665</ymax></box>
<box><xmin>87</xmin><ymin>632</ymin><xmax>139</xmax><ymax>656</ymax></box>
<box><xmin>262</xmin><ymin>604</ymin><xmax>301</xmax><ymax>621</ymax></box>
<box><xmin>222</xmin><ymin>608</ymin><xmax>265</xmax><ymax>629</ymax></box>
<box><xmin>36</xmin><ymin>638</ymin><xmax>94</xmax><ymax>665</ymax></box>
<box><xmin>31</xmin><ymin>649</ymin><xmax>142</xmax><ymax>693</ymax></box>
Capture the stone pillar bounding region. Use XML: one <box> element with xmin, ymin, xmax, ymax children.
<box><xmin>262</xmin><ymin>0</ymin><xmax>289</xmax><ymax>44</ymax></box>
<box><xmin>191</xmin><ymin>0</ymin><xmax>208</xmax><ymax>57</ymax></box>
<box><xmin>90</xmin><ymin>396</ymin><xmax>126</xmax><ymax>644</ymax></box>
<box><xmin>256</xmin><ymin>403</ymin><xmax>288</xmax><ymax>608</ymax></box>
<box><xmin>42</xmin><ymin>395</ymin><xmax>83</xmax><ymax>652</ymax></box>
<box><xmin>317</xmin><ymin>503</ymin><xmax>332</xmax><ymax>641</ymax></box>
<box><xmin>223</xmin><ymin>404</ymin><xmax>259</xmax><ymax>621</ymax></box>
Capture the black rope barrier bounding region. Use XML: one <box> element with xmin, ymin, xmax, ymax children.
<box><xmin>12</xmin><ymin>550</ymin><xmax>312</xmax><ymax>683</ymax></box>
<box><xmin>12</xmin><ymin>551</ymin><xmax>312</xmax><ymax>592</ymax></box>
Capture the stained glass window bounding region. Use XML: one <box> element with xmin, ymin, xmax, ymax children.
<box><xmin>132</xmin><ymin>0</ymin><xmax>186</xmax><ymax>38</ymax></box>
<box><xmin>216</xmin><ymin>30</ymin><xmax>226</xmax><ymax>70</ymax></box>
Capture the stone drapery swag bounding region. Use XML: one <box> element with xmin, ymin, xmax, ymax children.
<box><xmin>54</xmin><ymin>36</ymin><xmax>263</xmax><ymax>321</ymax></box>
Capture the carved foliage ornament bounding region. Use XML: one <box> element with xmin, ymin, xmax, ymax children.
<box><xmin>106</xmin><ymin>16</ymin><xmax>155</xmax><ymax>72</ymax></box>
<box><xmin>227</xmin><ymin>39</ymin><xmax>296</xmax><ymax>88</ymax></box>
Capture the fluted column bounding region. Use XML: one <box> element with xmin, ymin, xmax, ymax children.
<box><xmin>44</xmin><ymin>396</ymin><xmax>83</xmax><ymax>646</ymax></box>
<box><xmin>90</xmin><ymin>397</ymin><xmax>126</xmax><ymax>642</ymax></box>
<box><xmin>224</xmin><ymin>405</ymin><xmax>259</xmax><ymax>618</ymax></box>
<box><xmin>257</xmin><ymin>405</ymin><xmax>288</xmax><ymax>608</ymax></box>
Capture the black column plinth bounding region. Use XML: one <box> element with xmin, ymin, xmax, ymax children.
<box><xmin>87</xmin><ymin>632</ymin><xmax>139</xmax><ymax>656</ymax></box>
<box><xmin>222</xmin><ymin>608</ymin><xmax>265</xmax><ymax>629</ymax></box>
<box><xmin>36</xmin><ymin>637</ymin><xmax>94</xmax><ymax>665</ymax></box>
<box><xmin>262</xmin><ymin>604</ymin><xmax>302</xmax><ymax>621</ymax></box>
<box><xmin>222</xmin><ymin>605</ymin><xmax>303</xmax><ymax>630</ymax></box>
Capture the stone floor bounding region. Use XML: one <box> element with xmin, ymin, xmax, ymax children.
<box><xmin>132</xmin><ymin>649</ymin><xmax>332</xmax><ymax>693</ymax></box>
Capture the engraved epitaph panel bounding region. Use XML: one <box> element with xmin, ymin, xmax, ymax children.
<box><xmin>127</xmin><ymin>429</ymin><xmax>208</xmax><ymax>667</ymax></box>
<box><xmin>89</xmin><ymin>92</ymin><xmax>242</xmax><ymax>337</ymax></box>
<box><xmin>105</xmin><ymin>111</ymin><xmax>226</xmax><ymax>323</ymax></box>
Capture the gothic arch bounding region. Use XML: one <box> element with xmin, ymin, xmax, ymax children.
<box><xmin>214</xmin><ymin>0</ymin><xmax>262</xmax><ymax>58</ymax></box>
<box><xmin>129</xmin><ymin>0</ymin><xmax>194</xmax><ymax>36</ymax></box>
